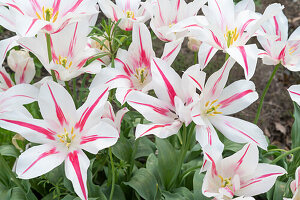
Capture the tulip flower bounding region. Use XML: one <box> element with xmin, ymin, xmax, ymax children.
<box><xmin>0</xmin><ymin>83</ymin><xmax>38</xmax><ymax>116</ymax></box>
<box><xmin>145</xmin><ymin>0</ymin><xmax>207</xmax><ymax>42</ymax></box>
<box><xmin>191</xmin><ymin>58</ymin><xmax>267</xmax><ymax>158</ymax></box>
<box><xmin>202</xmin><ymin>143</ymin><xmax>286</xmax><ymax>199</ymax></box>
<box><xmin>19</xmin><ymin>21</ymin><xmax>102</xmax><ymax>81</ymax></box>
<box><xmin>258</xmin><ymin>11</ymin><xmax>300</xmax><ymax>71</ymax></box>
<box><xmin>125</xmin><ymin>57</ymin><xmax>206</xmax><ymax>138</ymax></box>
<box><xmin>0</xmin><ymin>0</ymin><xmax>98</xmax><ymax>36</ymax></box>
<box><xmin>0</xmin><ymin>81</ymin><xmax>119</xmax><ymax>200</ymax></box>
<box><xmin>7</xmin><ymin>49</ymin><xmax>36</xmax><ymax>85</ymax></box>
<box><xmin>98</xmin><ymin>0</ymin><xmax>150</xmax><ymax>31</ymax></box>
<box><xmin>170</xmin><ymin>0</ymin><xmax>284</xmax><ymax>79</ymax></box>
<box><xmin>90</xmin><ymin>23</ymin><xmax>183</xmax><ymax>104</ymax></box>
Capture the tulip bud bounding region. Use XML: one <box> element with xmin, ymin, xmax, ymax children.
<box><xmin>187</xmin><ymin>37</ymin><xmax>202</xmax><ymax>52</ymax></box>
<box><xmin>7</xmin><ymin>49</ymin><xmax>33</xmax><ymax>72</ymax></box>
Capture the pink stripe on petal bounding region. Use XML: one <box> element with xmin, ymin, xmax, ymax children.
<box><xmin>205</xmin><ymin>152</ymin><xmax>218</xmax><ymax>176</ymax></box>
<box><xmin>210</xmin><ymin>30</ymin><xmax>222</xmax><ymax>48</ymax></box>
<box><xmin>219</xmin><ymin>89</ymin><xmax>254</xmax><ymax>108</ymax></box>
<box><xmin>7</xmin><ymin>4</ymin><xmax>25</xmax><ymax>15</ymax></box>
<box><xmin>162</xmin><ymin>43</ymin><xmax>180</xmax><ymax>61</ymax></box>
<box><xmin>122</xmin><ymin>89</ymin><xmax>133</xmax><ymax>104</ymax></box>
<box><xmin>80</xmin><ymin>135</ymin><xmax>116</xmax><ymax>145</ymax></box>
<box><xmin>224</xmin><ymin>121</ymin><xmax>259</xmax><ymax>145</ymax></box>
<box><xmin>63</xmin><ymin>0</ymin><xmax>84</xmax><ymax>16</ymax></box>
<box><xmin>128</xmin><ymin>100</ymin><xmax>170</xmax><ymax>116</ymax></box>
<box><xmin>25</xmin><ymin>18</ymin><xmax>38</xmax><ymax>35</ymax></box>
<box><xmin>0</xmin><ymin>119</ymin><xmax>55</xmax><ymax>140</ymax></box>
<box><xmin>211</xmin><ymin>59</ymin><xmax>229</xmax><ymax>95</ymax></box>
<box><xmin>204</xmin><ymin>47</ymin><xmax>214</xmax><ymax>66</ymax></box>
<box><xmin>188</xmin><ymin>75</ymin><xmax>203</xmax><ymax>91</ymax></box>
<box><xmin>207</xmin><ymin>127</ymin><xmax>212</xmax><ymax>145</ymax></box>
<box><xmin>105</xmin><ymin>75</ymin><xmax>131</xmax><ymax>84</ymax></box>
<box><xmin>238</xmin><ymin>46</ymin><xmax>249</xmax><ymax>76</ymax></box>
<box><xmin>138</xmin><ymin>27</ymin><xmax>151</xmax><ymax>67</ymax></box>
<box><xmin>241</xmin><ymin>173</ymin><xmax>283</xmax><ymax>189</ymax></box>
<box><xmin>0</xmin><ymin>71</ymin><xmax>13</xmax><ymax>88</ymax></box>
<box><xmin>153</xmin><ymin>59</ymin><xmax>177</xmax><ymax>106</ymax></box>
<box><xmin>68</xmin><ymin>151</ymin><xmax>87</xmax><ymax>200</ymax></box>
<box><xmin>68</xmin><ymin>22</ymin><xmax>78</xmax><ymax>58</ymax></box>
<box><xmin>139</xmin><ymin>123</ymin><xmax>172</xmax><ymax>137</ymax></box>
<box><xmin>22</xmin><ymin>147</ymin><xmax>59</xmax><ymax>174</ymax></box>
<box><xmin>75</xmin><ymin>88</ymin><xmax>109</xmax><ymax>131</ymax></box>
<box><xmin>234</xmin><ymin>143</ymin><xmax>250</xmax><ymax>172</ymax></box>
<box><xmin>53</xmin><ymin>0</ymin><xmax>61</xmax><ymax>14</ymax></box>
<box><xmin>47</xmin><ymin>84</ymin><xmax>68</xmax><ymax>126</ymax></box>
<box><xmin>240</xmin><ymin>19</ymin><xmax>255</xmax><ymax>37</ymax></box>
<box><xmin>112</xmin><ymin>6</ymin><xmax>119</xmax><ymax>22</ymax></box>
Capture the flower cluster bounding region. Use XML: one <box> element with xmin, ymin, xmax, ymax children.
<box><xmin>0</xmin><ymin>0</ymin><xmax>299</xmax><ymax>200</ymax></box>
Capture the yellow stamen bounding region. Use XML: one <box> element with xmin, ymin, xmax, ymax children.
<box><xmin>58</xmin><ymin>127</ymin><xmax>76</xmax><ymax>148</ymax></box>
<box><xmin>125</xmin><ymin>10</ymin><xmax>135</xmax><ymax>19</ymax></box>
<box><xmin>205</xmin><ymin>99</ymin><xmax>222</xmax><ymax>116</ymax></box>
<box><xmin>135</xmin><ymin>67</ymin><xmax>149</xmax><ymax>84</ymax></box>
<box><xmin>224</xmin><ymin>26</ymin><xmax>240</xmax><ymax>48</ymax></box>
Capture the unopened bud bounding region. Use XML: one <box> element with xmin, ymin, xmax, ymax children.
<box><xmin>187</xmin><ymin>37</ymin><xmax>202</xmax><ymax>52</ymax></box>
<box><xmin>7</xmin><ymin>49</ymin><xmax>32</xmax><ymax>72</ymax></box>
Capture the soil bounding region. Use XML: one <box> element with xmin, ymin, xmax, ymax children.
<box><xmin>1</xmin><ymin>0</ymin><xmax>300</xmax><ymax>149</ymax></box>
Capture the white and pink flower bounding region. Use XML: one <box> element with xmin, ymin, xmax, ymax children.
<box><xmin>202</xmin><ymin>143</ymin><xmax>286</xmax><ymax>199</ymax></box>
<box><xmin>0</xmin><ymin>81</ymin><xmax>119</xmax><ymax>200</ymax></box>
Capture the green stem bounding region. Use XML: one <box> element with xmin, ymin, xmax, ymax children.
<box><xmin>254</xmin><ymin>64</ymin><xmax>280</xmax><ymax>124</ymax></box>
<box><xmin>271</xmin><ymin>146</ymin><xmax>300</xmax><ymax>164</ymax></box>
<box><xmin>194</xmin><ymin>52</ymin><xmax>198</xmax><ymax>65</ymax></box>
<box><xmin>72</xmin><ymin>78</ymin><xmax>78</xmax><ymax>107</ymax></box>
<box><xmin>46</xmin><ymin>33</ymin><xmax>57</xmax><ymax>83</ymax></box>
<box><xmin>225</xmin><ymin>53</ymin><xmax>230</xmax><ymax>61</ymax></box>
<box><xmin>79</xmin><ymin>74</ymin><xmax>88</xmax><ymax>105</ymax></box>
<box><xmin>64</xmin><ymin>81</ymin><xmax>72</xmax><ymax>96</ymax></box>
<box><xmin>0</xmin><ymin>155</ymin><xmax>37</xmax><ymax>199</ymax></box>
<box><xmin>180</xmin><ymin>165</ymin><xmax>202</xmax><ymax>184</ymax></box>
<box><xmin>109</xmin><ymin>147</ymin><xmax>115</xmax><ymax>200</ymax></box>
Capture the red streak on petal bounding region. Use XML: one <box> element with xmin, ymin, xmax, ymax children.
<box><xmin>139</xmin><ymin>123</ymin><xmax>172</xmax><ymax>137</ymax></box>
<box><xmin>7</xmin><ymin>4</ymin><xmax>24</xmax><ymax>15</ymax></box>
<box><xmin>188</xmin><ymin>75</ymin><xmax>203</xmax><ymax>91</ymax></box>
<box><xmin>204</xmin><ymin>47</ymin><xmax>214</xmax><ymax>66</ymax></box>
<box><xmin>238</xmin><ymin>46</ymin><xmax>249</xmax><ymax>76</ymax></box>
<box><xmin>25</xmin><ymin>18</ymin><xmax>38</xmax><ymax>35</ymax></box>
<box><xmin>22</xmin><ymin>147</ymin><xmax>59</xmax><ymax>174</ymax></box>
<box><xmin>219</xmin><ymin>89</ymin><xmax>253</xmax><ymax>108</ymax></box>
<box><xmin>105</xmin><ymin>75</ymin><xmax>131</xmax><ymax>84</ymax></box>
<box><xmin>68</xmin><ymin>151</ymin><xmax>87</xmax><ymax>200</ymax></box>
<box><xmin>153</xmin><ymin>59</ymin><xmax>177</xmax><ymax>106</ymax></box>
<box><xmin>68</xmin><ymin>22</ymin><xmax>78</xmax><ymax>58</ymax></box>
<box><xmin>205</xmin><ymin>152</ymin><xmax>218</xmax><ymax>177</ymax></box>
<box><xmin>63</xmin><ymin>0</ymin><xmax>84</xmax><ymax>16</ymax></box>
<box><xmin>80</xmin><ymin>135</ymin><xmax>116</xmax><ymax>145</ymax></box>
<box><xmin>128</xmin><ymin>100</ymin><xmax>170</xmax><ymax>116</ymax></box>
<box><xmin>162</xmin><ymin>43</ymin><xmax>180</xmax><ymax>61</ymax></box>
<box><xmin>234</xmin><ymin>143</ymin><xmax>251</xmax><ymax>172</ymax></box>
<box><xmin>0</xmin><ymin>71</ymin><xmax>13</xmax><ymax>88</ymax></box>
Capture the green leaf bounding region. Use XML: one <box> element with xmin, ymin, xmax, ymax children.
<box><xmin>193</xmin><ymin>170</ymin><xmax>210</xmax><ymax>200</ymax></box>
<box><xmin>291</xmin><ymin>102</ymin><xmax>300</xmax><ymax>171</ymax></box>
<box><xmin>146</xmin><ymin>154</ymin><xmax>162</xmax><ymax>187</ymax></box>
<box><xmin>135</xmin><ymin>137</ymin><xmax>156</xmax><ymax>159</ymax></box>
<box><xmin>124</xmin><ymin>168</ymin><xmax>158</xmax><ymax>200</ymax></box>
<box><xmin>267</xmin><ymin>180</ymin><xmax>286</xmax><ymax>200</ymax></box>
<box><xmin>112</xmin><ymin>136</ymin><xmax>133</xmax><ymax>163</ymax></box>
<box><xmin>102</xmin><ymin>185</ymin><xmax>126</xmax><ymax>200</ymax></box>
<box><xmin>0</xmin><ymin>145</ymin><xmax>20</xmax><ymax>158</ymax></box>
<box><xmin>156</xmin><ymin>138</ymin><xmax>180</xmax><ymax>190</ymax></box>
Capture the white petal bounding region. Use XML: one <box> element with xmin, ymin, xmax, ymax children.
<box><xmin>218</xmin><ymin>80</ymin><xmax>258</xmax><ymax>115</ymax></box>
<box><xmin>161</xmin><ymin>39</ymin><xmax>183</xmax><ymax>66</ymax></box>
<box><xmin>135</xmin><ymin>121</ymin><xmax>182</xmax><ymax>138</ymax></box>
<box><xmin>65</xmin><ymin>150</ymin><xmax>89</xmax><ymax>200</ymax></box>
<box><xmin>288</xmin><ymin>85</ymin><xmax>300</xmax><ymax>106</ymax></box>
<box><xmin>198</xmin><ymin>43</ymin><xmax>218</xmax><ymax>70</ymax></box>
<box><xmin>226</xmin><ymin>44</ymin><xmax>258</xmax><ymax>80</ymax></box>
<box><xmin>16</xmin><ymin>144</ymin><xmax>66</xmax><ymax>179</ymax></box>
<box><xmin>80</xmin><ymin>121</ymin><xmax>119</xmax><ymax>154</ymax></box>
<box><xmin>237</xmin><ymin>163</ymin><xmax>286</xmax><ymax>196</ymax></box>
<box><xmin>209</xmin><ymin>115</ymin><xmax>268</xmax><ymax>150</ymax></box>
<box><xmin>0</xmin><ymin>36</ymin><xmax>19</xmax><ymax>66</ymax></box>
<box><xmin>182</xmin><ymin>64</ymin><xmax>206</xmax><ymax>93</ymax></box>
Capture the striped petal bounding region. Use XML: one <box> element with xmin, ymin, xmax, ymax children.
<box><xmin>0</xmin><ymin>36</ymin><xmax>19</xmax><ymax>66</ymax></box>
<box><xmin>198</xmin><ymin>43</ymin><xmax>218</xmax><ymax>70</ymax></box>
<box><xmin>65</xmin><ymin>150</ymin><xmax>89</xmax><ymax>200</ymax></box>
<box><xmin>16</xmin><ymin>144</ymin><xmax>66</xmax><ymax>179</ymax></box>
<box><xmin>135</xmin><ymin>121</ymin><xmax>182</xmax><ymax>138</ymax></box>
<box><xmin>288</xmin><ymin>85</ymin><xmax>300</xmax><ymax>106</ymax></box>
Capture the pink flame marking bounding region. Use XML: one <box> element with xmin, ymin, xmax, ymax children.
<box><xmin>214</xmin><ymin>0</ymin><xmax>224</xmax><ymax>29</ymax></box>
<box><xmin>52</xmin><ymin>19</ymin><xmax>71</xmax><ymax>34</ymax></box>
<box><xmin>224</xmin><ymin>186</ymin><xmax>234</xmax><ymax>196</ymax></box>
<box><xmin>75</xmin><ymin>88</ymin><xmax>109</xmax><ymax>132</ymax></box>
<box><xmin>211</xmin><ymin>59</ymin><xmax>229</xmax><ymax>95</ymax></box>
<box><xmin>152</xmin><ymin>59</ymin><xmax>177</xmax><ymax>106</ymax></box>
<box><xmin>122</xmin><ymin>89</ymin><xmax>133</xmax><ymax>104</ymax></box>
<box><xmin>157</xmin><ymin>0</ymin><xmax>165</xmax><ymax>24</ymax></box>
<box><xmin>224</xmin><ymin>121</ymin><xmax>259</xmax><ymax>145</ymax></box>
<box><xmin>206</xmin><ymin>126</ymin><xmax>212</xmax><ymax>145</ymax></box>
<box><xmin>205</xmin><ymin>152</ymin><xmax>218</xmax><ymax>177</ymax></box>
<box><xmin>7</xmin><ymin>4</ymin><xmax>24</xmax><ymax>15</ymax></box>
<box><xmin>29</xmin><ymin>0</ymin><xmax>42</xmax><ymax>13</ymax></box>
<box><xmin>0</xmin><ymin>14</ymin><xmax>15</xmax><ymax>27</ymax></box>
<box><xmin>240</xmin><ymin>19</ymin><xmax>255</xmax><ymax>38</ymax></box>
<box><xmin>0</xmin><ymin>119</ymin><xmax>55</xmax><ymax>140</ymax></box>
<box><xmin>115</xmin><ymin>58</ymin><xmax>133</xmax><ymax>76</ymax></box>
<box><xmin>188</xmin><ymin>75</ymin><xmax>203</xmax><ymax>91</ymax></box>
<box><xmin>234</xmin><ymin>143</ymin><xmax>251</xmax><ymax>172</ymax></box>
<box><xmin>47</xmin><ymin>84</ymin><xmax>68</xmax><ymax>126</ymax></box>
<box><xmin>210</xmin><ymin>30</ymin><xmax>222</xmax><ymax>48</ymax></box>
<box><xmin>19</xmin><ymin>60</ymin><xmax>30</xmax><ymax>84</ymax></box>
<box><xmin>68</xmin><ymin>22</ymin><xmax>78</xmax><ymax>58</ymax></box>
<box><xmin>53</xmin><ymin>0</ymin><xmax>61</xmax><ymax>14</ymax></box>
<box><xmin>162</xmin><ymin>43</ymin><xmax>180</xmax><ymax>61</ymax></box>
<box><xmin>2</xmin><ymin>39</ymin><xmax>15</xmax><ymax>62</ymax></box>
<box><xmin>240</xmin><ymin>173</ymin><xmax>283</xmax><ymax>189</ymax></box>
<box><xmin>112</xmin><ymin>6</ymin><xmax>119</xmax><ymax>22</ymax></box>
<box><xmin>62</xmin><ymin>0</ymin><xmax>84</xmax><ymax>17</ymax></box>
<box><xmin>68</xmin><ymin>151</ymin><xmax>87</xmax><ymax>200</ymax></box>
<box><xmin>128</xmin><ymin>100</ymin><xmax>170</xmax><ymax>116</ymax></box>
<box><xmin>22</xmin><ymin>147</ymin><xmax>59</xmax><ymax>174</ymax></box>
<box><xmin>138</xmin><ymin>26</ymin><xmax>151</xmax><ymax>67</ymax></box>
<box><xmin>219</xmin><ymin>89</ymin><xmax>254</xmax><ymax>108</ymax></box>
<box><xmin>278</xmin><ymin>46</ymin><xmax>286</xmax><ymax>64</ymax></box>
<box><xmin>125</xmin><ymin>0</ymin><xmax>131</xmax><ymax>11</ymax></box>
<box><xmin>80</xmin><ymin>135</ymin><xmax>116</xmax><ymax>145</ymax></box>
<box><xmin>25</xmin><ymin>18</ymin><xmax>38</xmax><ymax>35</ymax></box>
<box><xmin>105</xmin><ymin>75</ymin><xmax>131</xmax><ymax>84</ymax></box>
<box><xmin>139</xmin><ymin>123</ymin><xmax>172</xmax><ymax>137</ymax></box>
<box><xmin>0</xmin><ymin>71</ymin><xmax>13</xmax><ymax>88</ymax></box>
<box><xmin>273</xmin><ymin>16</ymin><xmax>280</xmax><ymax>39</ymax></box>
<box><xmin>238</xmin><ymin>46</ymin><xmax>249</xmax><ymax>76</ymax></box>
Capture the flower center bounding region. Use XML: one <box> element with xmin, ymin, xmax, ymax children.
<box><xmin>224</xmin><ymin>27</ymin><xmax>239</xmax><ymax>48</ymax></box>
<box><xmin>134</xmin><ymin>67</ymin><xmax>149</xmax><ymax>84</ymax></box>
<box><xmin>204</xmin><ymin>99</ymin><xmax>222</xmax><ymax>116</ymax></box>
<box><xmin>57</xmin><ymin>127</ymin><xmax>76</xmax><ymax>148</ymax></box>
<box><xmin>36</xmin><ymin>7</ymin><xmax>59</xmax><ymax>23</ymax></box>
<box><xmin>125</xmin><ymin>10</ymin><xmax>135</xmax><ymax>19</ymax></box>
<box><xmin>56</xmin><ymin>56</ymin><xmax>72</xmax><ymax>69</ymax></box>
<box><xmin>219</xmin><ymin>175</ymin><xmax>233</xmax><ymax>188</ymax></box>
